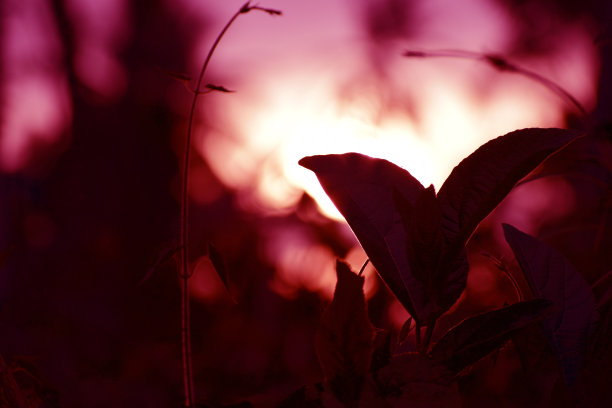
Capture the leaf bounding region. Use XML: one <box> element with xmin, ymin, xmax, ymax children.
<box><xmin>207</xmin><ymin>242</ymin><xmax>235</xmax><ymax>302</ymax></box>
<box><xmin>395</xmin><ymin>185</ymin><xmax>468</xmax><ymax>323</ymax></box>
<box><xmin>592</xmin><ymin>269</ymin><xmax>612</xmax><ymax>309</ymax></box>
<box><xmin>205</xmin><ymin>84</ymin><xmax>235</xmax><ymax>93</ymax></box>
<box><xmin>429</xmin><ymin>299</ymin><xmax>553</xmax><ymax>373</ymax></box>
<box><xmin>364</xmin><ymin>352</ymin><xmax>461</xmax><ymax>407</ymax></box>
<box><xmin>249</xmin><ymin>6</ymin><xmax>282</xmax><ymax>16</ymax></box>
<box><xmin>437</xmin><ymin>127</ymin><xmax>581</xmax><ymax>256</ymax></box>
<box><xmin>503</xmin><ymin>224</ymin><xmax>598</xmax><ymax>385</ymax></box>
<box><xmin>398</xmin><ymin>317</ymin><xmax>413</xmax><ymax>344</ymax></box>
<box><xmin>402</xmin><ymin>186</ymin><xmax>445</xmax><ymax>281</ymax></box>
<box><xmin>0</xmin><ymin>354</ymin><xmax>26</xmax><ymax>408</ymax></box>
<box><xmin>315</xmin><ymin>260</ymin><xmax>375</xmax><ymax>404</ymax></box>
<box><xmin>370</xmin><ymin>331</ymin><xmax>392</xmax><ymax>374</ymax></box>
<box><xmin>138</xmin><ymin>243</ymin><xmax>180</xmax><ymax>286</ymax></box>
<box><xmin>299</xmin><ymin>153</ymin><xmax>425</xmax><ymax>321</ymax></box>
<box><xmin>276</xmin><ymin>383</ymin><xmax>326</xmax><ymax>408</ymax></box>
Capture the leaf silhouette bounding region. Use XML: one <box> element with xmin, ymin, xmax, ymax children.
<box><xmin>315</xmin><ymin>260</ymin><xmax>375</xmax><ymax>405</ymax></box>
<box><xmin>364</xmin><ymin>352</ymin><xmax>461</xmax><ymax>407</ymax></box>
<box><xmin>592</xmin><ymin>269</ymin><xmax>612</xmax><ymax>309</ymax></box>
<box><xmin>300</xmin><ymin>154</ymin><xmax>469</xmax><ymax>326</ymax></box>
<box><xmin>401</xmin><ymin>186</ymin><xmax>445</xmax><ymax>282</ymax></box>
<box><xmin>503</xmin><ymin>224</ymin><xmax>598</xmax><ymax>385</ymax></box>
<box><xmin>300</xmin><ymin>128</ymin><xmax>579</xmax><ymax>329</ymax></box>
<box><xmin>299</xmin><ymin>153</ymin><xmax>426</xmax><ymax>321</ymax></box>
<box><xmin>429</xmin><ymin>299</ymin><xmax>553</xmax><ymax>373</ymax></box>
<box><xmin>204</xmin><ymin>83</ymin><xmax>235</xmax><ymax>93</ymax></box>
<box><xmin>207</xmin><ymin>242</ymin><xmax>235</xmax><ymax>303</ymax></box>
<box><xmin>437</xmin><ymin>127</ymin><xmax>581</xmax><ymax>256</ymax></box>
<box><xmin>398</xmin><ymin>317</ymin><xmax>413</xmax><ymax>344</ymax></box>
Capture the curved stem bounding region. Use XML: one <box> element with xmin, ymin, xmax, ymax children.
<box><xmin>404</xmin><ymin>49</ymin><xmax>587</xmax><ymax>117</ymax></box>
<box><xmin>179</xmin><ymin>3</ymin><xmax>252</xmax><ymax>406</ymax></box>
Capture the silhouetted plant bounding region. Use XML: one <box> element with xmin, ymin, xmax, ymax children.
<box><xmin>290</xmin><ymin>121</ymin><xmax>612</xmax><ymax>405</ymax></box>
<box><xmin>170</xmin><ymin>2</ymin><xmax>281</xmax><ymax>406</ymax></box>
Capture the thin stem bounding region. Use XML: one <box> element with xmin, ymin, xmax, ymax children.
<box><xmin>415</xmin><ymin>321</ymin><xmax>421</xmax><ymax>350</ymax></box>
<box><xmin>403</xmin><ymin>49</ymin><xmax>587</xmax><ymax>117</ymax></box>
<box><xmin>358</xmin><ymin>258</ymin><xmax>370</xmax><ymax>276</ymax></box>
<box><xmin>178</xmin><ymin>3</ymin><xmax>280</xmax><ymax>406</ymax></box>
<box><xmin>179</xmin><ymin>3</ymin><xmax>251</xmax><ymax>406</ymax></box>
<box><xmin>481</xmin><ymin>252</ymin><xmax>523</xmax><ymax>302</ymax></box>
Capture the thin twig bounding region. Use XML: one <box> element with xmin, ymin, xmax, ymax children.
<box><xmin>403</xmin><ymin>49</ymin><xmax>587</xmax><ymax>117</ymax></box>
<box><xmin>358</xmin><ymin>258</ymin><xmax>370</xmax><ymax>276</ymax></box>
<box><xmin>178</xmin><ymin>2</ymin><xmax>280</xmax><ymax>406</ymax></box>
<box><xmin>481</xmin><ymin>252</ymin><xmax>523</xmax><ymax>302</ymax></box>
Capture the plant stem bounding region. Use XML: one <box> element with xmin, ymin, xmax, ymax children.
<box><xmin>358</xmin><ymin>258</ymin><xmax>370</xmax><ymax>276</ymax></box>
<box><xmin>178</xmin><ymin>3</ymin><xmax>280</xmax><ymax>406</ymax></box>
<box><xmin>403</xmin><ymin>49</ymin><xmax>587</xmax><ymax>117</ymax></box>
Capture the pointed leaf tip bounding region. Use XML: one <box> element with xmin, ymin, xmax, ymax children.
<box><xmin>297</xmin><ymin>155</ymin><xmax>315</xmax><ymax>170</ymax></box>
<box><xmin>296</xmin><ymin>153</ymin><xmax>430</xmax><ymax>322</ymax></box>
<box><xmin>207</xmin><ymin>242</ymin><xmax>235</xmax><ymax>303</ymax></box>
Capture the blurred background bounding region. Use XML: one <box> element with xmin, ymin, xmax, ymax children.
<box><xmin>1</xmin><ymin>0</ymin><xmax>611</xmax><ymax>406</ymax></box>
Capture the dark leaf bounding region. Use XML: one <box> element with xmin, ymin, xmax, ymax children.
<box><xmin>207</xmin><ymin>242</ymin><xmax>234</xmax><ymax>302</ymax></box>
<box><xmin>250</xmin><ymin>6</ymin><xmax>282</xmax><ymax>16</ymax></box>
<box><xmin>592</xmin><ymin>269</ymin><xmax>612</xmax><ymax>309</ymax></box>
<box><xmin>315</xmin><ymin>260</ymin><xmax>375</xmax><ymax>404</ymax></box>
<box><xmin>138</xmin><ymin>243</ymin><xmax>181</xmax><ymax>286</ymax></box>
<box><xmin>276</xmin><ymin>383</ymin><xmax>326</xmax><ymax>408</ymax></box>
<box><xmin>0</xmin><ymin>354</ymin><xmax>26</xmax><ymax>408</ymax></box>
<box><xmin>404</xmin><ymin>186</ymin><xmax>444</xmax><ymax>281</ymax></box>
<box><xmin>503</xmin><ymin>224</ymin><xmax>598</xmax><ymax>385</ymax></box>
<box><xmin>205</xmin><ymin>84</ymin><xmax>235</xmax><ymax>93</ymax></box>
<box><xmin>300</xmin><ymin>153</ymin><xmax>425</xmax><ymax>321</ymax></box>
<box><xmin>437</xmin><ymin>127</ymin><xmax>581</xmax><ymax>256</ymax></box>
<box><xmin>364</xmin><ymin>352</ymin><xmax>461</xmax><ymax>407</ymax></box>
<box><xmin>398</xmin><ymin>317</ymin><xmax>413</xmax><ymax>344</ymax></box>
<box><xmin>370</xmin><ymin>330</ymin><xmax>392</xmax><ymax>374</ymax></box>
<box><xmin>430</xmin><ymin>299</ymin><xmax>553</xmax><ymax>373</ymax></box>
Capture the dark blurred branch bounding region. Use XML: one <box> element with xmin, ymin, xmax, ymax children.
<box><xmin>49</xmin><ymin>0</ymin><xmax>79</xmax><ymax>97</ymax></box>
<box><xmin>404</xmin><ymin>49</ymin><xmax>587</xmax><ymax>119</ymax></box>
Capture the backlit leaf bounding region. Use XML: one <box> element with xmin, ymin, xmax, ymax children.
<box><xmin>503</xmin><ymin>224</ymin><xmax>598</xmax><ymax>385</ymax></box>
<box><xmin>315</xmin><ymin>260</ymin><xmax>375</xmax><ymax>404</ymax></box>
<box><xmin>438</xmin><ymin>128</ymin><xmax>581</xmax><ymax>255</ymax></box>
<box><xmin>299</xmin><ymin>153</ymin><xmax>425</xmax><ymax>321</ymax></box>
<box><xmin>300</xmin><ymin>153</ymin><xmax>469</xmax><ymax>325</ymax></box>
<box><xmin>430</xmin><ymin>299</ymin><xmax>553</xmax><ymax>373</ymax></box>
<box><xmin>404</xmin><ymin>186</ymin><xmax>444</xmax><ymax>281</ymax></box>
